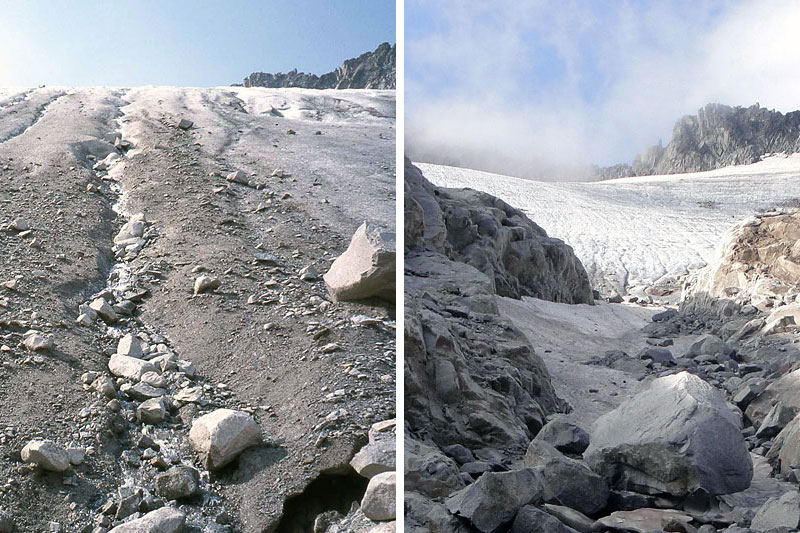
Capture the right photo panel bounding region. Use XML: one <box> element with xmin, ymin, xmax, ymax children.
<box><xmin>404</xmin><ymin>2</ymin><xmax>800</xmax><ymax>532</ymax></box>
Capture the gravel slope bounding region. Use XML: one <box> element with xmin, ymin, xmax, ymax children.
<box><xmin>0</xmin><ymin>86</ymin><xmax>395</xmax><ymax>532</ymax></box>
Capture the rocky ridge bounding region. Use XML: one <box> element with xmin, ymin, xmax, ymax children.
<box><xmin>595</xmin><ymin>103</ymin><xmax>800</xmax><ymax>179</ymax></box>
<box><xmin>241</xmin><ymin>42</ymin><xmax>396</xmax><ymax>90</ymax></box>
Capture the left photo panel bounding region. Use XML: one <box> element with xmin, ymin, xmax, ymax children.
<box><xmin>0</xmin><ymin>1</ymin><xmax>397</xmax><ymax>532</ymax></box>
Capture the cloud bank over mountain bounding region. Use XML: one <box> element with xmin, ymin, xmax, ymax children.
<box><xmin>405</xmin><ymin>0</ymin><xmax>800</xmax><ymax>179</ymax></box>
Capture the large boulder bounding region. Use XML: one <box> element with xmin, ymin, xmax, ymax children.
<box><xmin>445</xmin><ymin>468</ymin><xmax>544</xmax><ymax>533</ymax></box>
<box><xmin>323</xmin><ymin>222</ymin><xmax>396</xmax><ymax>302</ymax></box>
<box><xmin>109</xmin><ymin>354</ymin><xmax>156</xmax><ymax>381</ymax></box>
<box><xmin>511</xmin><ymin>506</ymin><xmax>579</xmax><ymax>533</ymax></box>
<box><xmin>767</xmin><ymin>413</ymin><xmax>800</xmax><ymax>474</ymax></box>
<box><xmin>584</xmin><ymin>372</ymin><xmax>752</xmax><ymax>496</ymax></box>
<box><xmin>188</xmin><ymin>409</ymin><xmax>262</xmax><ymax>470</ymax></box>
<box><xmin>525</xmin><ymin>441</ymin><xmax>608</xmax><ymax>516</ymax></box>
<box><xmin>108</xmin><ymin>506</ymin><xmax>185</xmax><ymax>532</ymax></box>
<box><xmin>534</xmin><ymin>419</ymin><xmax>590</xmax><ymax>455</ymax></box>
<box><xmin>404</xmin><ymin>433</ymin><xmax>465</xmax><ymax>499</ymax></box>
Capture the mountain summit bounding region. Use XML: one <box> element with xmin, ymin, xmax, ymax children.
<box><xmin>597</xmin><ymin>103</ymin><xmax>800</xmax><ymax>179</ymax></box>
<box><xmin>241</xmin><ymin>42</ymin><xmax>396</xmax><ymax>89</ymax></box>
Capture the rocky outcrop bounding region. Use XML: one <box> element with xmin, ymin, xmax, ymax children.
<box><xmin>405</xmin><ymin>159</ymin><xmax>594</xmax><ymax>302</ymax></box>
<box><xmin>405</xmin><ymin>157</ymin><xmax>598</xmax><ymax>529</ymax></box>
<box><xmin>682</xmin><ymin>209</ymin><xmax>800</xmax><ymax>315</ymax></box>
<box><xmin>597</xmin><ymin>103</ymin><xmax>800</xmax><ymax>178</ymax></box>
<box><xmin>241</xmin><ymin>42</ymin><xmax>395</xmax><ymax>89</ymax></box>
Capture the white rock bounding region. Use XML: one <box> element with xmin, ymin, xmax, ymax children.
<box><xmin>323</xmin><ymin>222</ymin><xmax>396</xmax><ymax>302</ymax></box>
<box><xmin>21</xmin><ymin>440</ymin><xmax>70</xmax><ymax>472</ymax></box>
<box><xmin>193</xmin><ymin>275</ymin><xmax>221</xmax><ymax>295</ymax></box>
<box><xmin>108</xmin><ymin>506</ymin><xmax>185</xmax><ymax>532</ymax></box>
<box><xmin>226</xmin><ymin>170</ymin><xmax>248</xmax><ymax>184</ymax></box>
<box><xmin>117</xmin><ymin>333</ymin><xmax>144</xmax><ymax>358</ymax></box>
<box><xmin>137</xmin><ymin>396</ymin><xmax>169</xmax><ymax>424</ymax></box>
<box><xmin>9</xmin><ymin>218</ymin><xmax>30</xmax><ymax>232</ymax></box>
<box><xmin>140</xmin><ymin>371</ymin><xmax>168</xmax><ymax>388</ymax></box>
<box><xmin>89</xmin><ymin>297</ymin><xmax>117</xmax><ymax>324</ymax></box>
<box><xmin>22</xmin><ymin>330</ymin><xmax>53</xmax><ymax>352</ymax></box>
<box><xmin>361</xmin><ymin>471</ymin><xmax>396</xmax><ymax>521</ymax></box>
<box><xmin>109</xmin><ymin>354</ymin><xmax>156</xmax><ymax>381</ymax></box>
<box><xmin>189</xmin><ymin>409</ymin><xmax>262</xmax><ymax>470</ymax></box>
<box><xmin>67</xmin><ymin>447</ymin><xmax>86</xmax><ymax>466</ymax></box>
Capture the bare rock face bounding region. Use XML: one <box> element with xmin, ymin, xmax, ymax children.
<box><xmin>682</xmin><ymin>209</ymin><xmax>800</xmax><ymax>314</ymax></box>
<box><xmin>405</xmin><ymin>159</ymin><xmax>593</xmax><ymax>302</ymax></box>
<box><xmin>188</xmin><ymin>409</ymin><xmax>262</xmax><ymax>470</ymax></box>
<box><xmin>597</xmin><ymin>103</ymin><xmax>800</xmax><ymax>178</ymax></box>
<box><xmin>242</xmin><ymin>42</ymin><xmax>395</xmax><ymax>89</ymax></box>
<box><xmin>323</xmin><ymin>222</ymin><xmax>396</xmax><ymax>302</ymax></box>
<box><xmin>584</xmin><ymin>372</ymin><xmax>753</xmax><ymax>496</ymax></box>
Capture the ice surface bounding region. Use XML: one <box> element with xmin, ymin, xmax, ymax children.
<box><xmin>419</xmin><ymin>156</ymin><xmax>800</xmax><ymax>293</ymax></box>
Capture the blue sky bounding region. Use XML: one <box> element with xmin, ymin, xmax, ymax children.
<box><xmin>405</xmin><ymin>0</ymin><xmax>800</xmax><ymax>172</ymax></box>
<box><xmin>0</xmin><ymin>0</ymin><xmax>395</xmax><ymax>86</ymax></box>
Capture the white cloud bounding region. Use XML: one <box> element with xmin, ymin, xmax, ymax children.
<box><xmin>406</xmin><ymin>0</ymin><xmax>800</xmax><ymax>178</ymax></box>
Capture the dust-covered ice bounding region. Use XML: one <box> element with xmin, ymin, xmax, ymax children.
<box><xmin>419</xmin><ymin>156</ymin><xmax>800</xmax><ymax>293</ymax></box>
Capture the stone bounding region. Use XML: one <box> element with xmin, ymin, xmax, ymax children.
<box><xmin>592</xmin><ymin>509</ymin><xmax>693</xmax><ymax>533</ymax></box>
<box><xmin>22</xmin><ymin>330</ymin><xmax>53</xmax><ymax>352</ymax></box>
<box><xmin>226</xmin><ymin>170</ymin><xmax>248</xmax><ymax>184</ymax></box>
<box><xmin>177</xmin><ymin>118</ymin><xmax>193</xmax><ymax>130</ymax></box>
<box><xmin>140</xmin><ymin>371</ymin><xmax>168</xmax><ymax>389</ymax></box>
<box><xmin>298</xmin><ymin>265</ymin><xmax>319</xmax><ymax>281</ymax></box>
<box><xmin>542</xmin><ymin>505</ymin><xmax>594</xmax><ymax>533</ymax></box>
<box><xmin>137</xmin><ymin>396</ymin><xmax>169</xmax><ymax>424</ymax></box>
<box><xmin>445</xmin><ymin>468</ymin><xmax>544</xmax><ymax>533</ymax></box>
<box><xmin>442</xmin><ymin>444</ymin><xmax>476</xmax><ymax>465</ymax></box>
<box><xmin>9</xmin><ymin>218</ymin><xmax>29</xmax><ymax>232</ymax></box>
<box><xmin>404</xmin><ymin>435</ymin><xmax>465</xmax><ymax>499</ymax></box>
<box><xmin>117</xmin><ymin>333</ymin><xmax>143</xmax><ymax>358</ymax></box>
<box><xmin>154</xmin><ymin>465</ymin><xmax>200</xmax><ymax>500</ymax></box>
<box><xmin>756</xmin><ymin>403</ymin><xmax>796</xmax><ymax>439</ymax></box>
<box><xmin>323</xmin><ymin>222</ymin><xmax>396</xmax><ymax>302</ymax></box>
<box><xmin>188</xmin><ymin>409</ymin><xmax>262</xmax><ymax>470</ymax></box>
<box><xmin>511</xmin><ymin>506</ymin><xmax>579</xmax><ymax>533</ymax></box>
<box><xmin>652</xmin><ymin>309</ymin><xmax>678</xmax><ymax>322</ymax></box>
<box><xmin>534</xmin><ymin>419</ymin><xmax>590</xmax><ymax>454</ymax></box>
<box><xmin>67</xmin><ymin>447</ymin><xmax>86</xmax><ymax>466</ymax></box>
<box><xmin>350</xmin><ymin>436</ymin><xmax>395</xmax><ymax>478</ymax></box>
<box><xmin>193</xmin><ymin>275</ymin><xmax>221</xmax><ymax>295</ymax></box>
<box><xmin>361</xmin><ymin>471</ymin><xmax>396</xmax><ymax>521</ymax></box>
<box><xmin>638</xmin><ymin>347</ymin><xmax>675</xmax><ymax>366</ymax></box>
<box><xmin>688</xmin><ymin>334</ymin><xmax>733</xmax><ymax>360</ymax></box>
<box><xmin>109</xmin><ymin>354</ymin><xmax>156</xmax><ymax>381</ymax></box>
<box><xmin>525</xmin><ymin>440</ymin><xmax>608</xmax><ymax>516</ymax></box>
<box><xmin>115</xmin><ymin>214</ymin><xmax>146</xmax><ymax>243</ymax></box>
<box><xmin>89</xmin><ymin>297</ymin><xmax>117</xmax><ymax>324</ymax></box>
<box><xmin>108</xmin><ymin>506</ymin><xmax>185</xmax><ymax>532</ymax></box>
<box><xmin>751</xmin><ymin>491</ymin><xmax>800</xmax><ymax>531</ymax></box>
<box><xmin>584</xmin><ymin>372</ymin><xmax>752</xmax><ymax>496</ymax></box>
<box><xmin>93</xmin><ymin>375</ymin><xmax>117</xmax><ymax>398</ymax></box>
<box><xmin>21</xmin><ymin>440</ymin><xmax>70</xmax><ymax>472</ymax></box>
<box><xmin>126</xmin><ymin>382</ymin><xmax>166</xmax><ymax>401</ymax></box>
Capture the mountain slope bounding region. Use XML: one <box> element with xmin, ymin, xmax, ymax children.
<box><xmin>241</xmin><ymin>42</ymin><xmax>396</xmax><ymax>89</ymax></box>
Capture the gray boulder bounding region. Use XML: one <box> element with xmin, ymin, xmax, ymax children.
<box><xmin>445</xmin><ymin>468</ymin><xmax>544</xmax><ymax>533</ymax></box>
<box><xmin>20</xmin><ymin>440</ymin><xmax>70</xmax><ymax>472</ymax></box>
<box><xmin>361</xmin><ymin>471</ymin><xmax>395</xmax><ymax>521</ymax></box>
<box><xmin>750</xmin><ymin>491</ymin><xmax>800</xmax><ymax>531</ymax></box>
<box><xmin>154</xmin><ymin>465</ymin><xmax>200</xmax><ymax>500</ymax></box>
<box><xmin>534</xmin><ymin>420</ymin><xmax>590</xmax><ymax>455</ymax></box>
<box><xmin>584</xmin><ymin>372</ymin><xmax>752</xmax><ymax>496</ymax></box>
<box><xmin>404</xmin><ymin>434</ymin><xmax>465</xmax><ymax>499</ymax></box>
<box><xmin>525</xmin><ymin>441</ymin><xmax>608</xmax><ymax>516</ymax></box>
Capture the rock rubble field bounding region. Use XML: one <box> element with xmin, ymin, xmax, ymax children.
<box><xmin>404</xmin><ymin>158</ymin><xmax>800</xmax><ymax>533</ymax></box>
<box><xmin>0</xmin><ymin>86</ymin><xmax>395</xmax><ymax>532</ymax></box>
